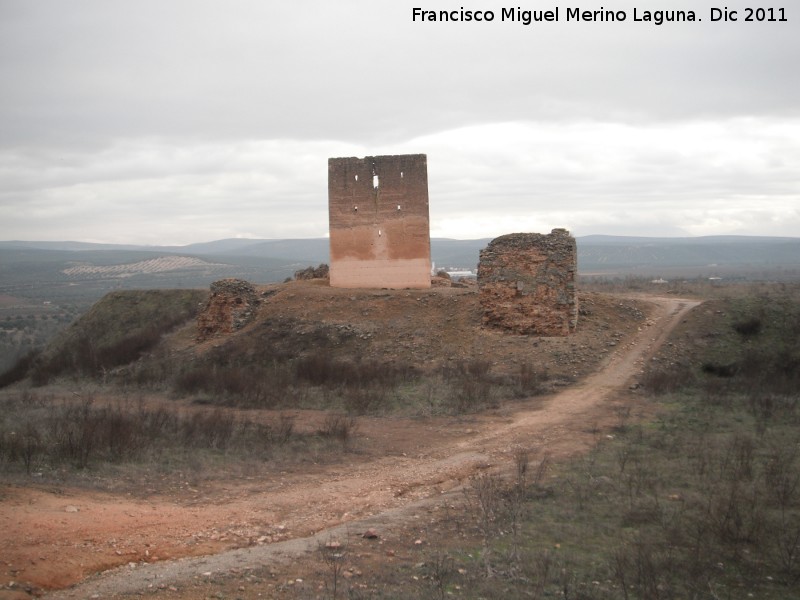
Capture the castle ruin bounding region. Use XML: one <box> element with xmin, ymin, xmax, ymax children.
<box><xmin>328</xmin><ymin>154</ymin><xmax>431</xmax><ymax>289</ymax></box>
<box><xmin>196</xmin><ymin>278</ymin><xmax>259</xmax><ymax>341</ymax></box>
<box><xmin>478</xmin><ymin>229</ymin><xmax>578</xmax><ymax>336</ymax></box>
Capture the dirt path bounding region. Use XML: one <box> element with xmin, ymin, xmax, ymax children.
<box><xmin>3</xmin><ymin>295</ymin><xmax>699</xmax><ymax>599</ymax></box>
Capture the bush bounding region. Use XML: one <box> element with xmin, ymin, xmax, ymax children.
<box><xmin>294</xmin><ymin>352</ymin><xmax>414</xmax><ymax>389</ymax></box>
<box><xmin>641</xmin><ymin>364</ymin><xmax>695</xmax><ymax>394</ymax></box>
<box><xmin>701</xmin><ymin>361</ymin><xmax>738</xmax><ymax>378</ymax></box>
<box><xmin>0</xmin><ymin>349</ymin><xmax>40</xmax><ymax>389</ymax></box>
<box><xmin>0</xmin><ymin>394</ymin><xmax>321</xmax><ymax>472</ymax></box>
<box><xmin>513</xmin><ymin>361</ymin><xmax>549</xmax><ymax>396</ymax></box>
<box><xmin>28</xmin><ymin>289</ymin><xmax>205</xmax><ymax>385</ymax></box>
<box><xmin>173</xmin><ymin>362</ymin><xmax>293</xmax><ymax>408</ymax></box>
<box><xmin>733</xmin><ymin>317</ymin><xmax>762</xmax><ymax>336</ymax></box>
<box><xmin>318</xmin><ymin>413</ymin><xmax>358</xmax><ymax>449</ymax></box>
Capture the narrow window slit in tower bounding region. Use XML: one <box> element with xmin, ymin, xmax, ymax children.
<box><xmin>373</xmin><ymin>175</ymin><xmax>379</xmax><ymax>189</ymax></box>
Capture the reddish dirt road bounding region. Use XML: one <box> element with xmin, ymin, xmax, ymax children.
<box><xmin>0</xmin><ymin>295</ymin><xmax>699</xmax><ymax>599</ymax></box>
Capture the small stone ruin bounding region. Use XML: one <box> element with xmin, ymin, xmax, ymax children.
<box><xmin>196</xmin><ymin>278</ymin><xmax>259</xmax><ymax>341</ymax></box>
<box><xmin>478</xmin><ymin>229</ymin><xmax>578</xmax><ymax>336</ymax></box>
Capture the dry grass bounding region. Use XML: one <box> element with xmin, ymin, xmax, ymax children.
<box><xmin>0</xmin><ymin>392</ymin><xmax>351</xmax><ymax>479</ymax></box>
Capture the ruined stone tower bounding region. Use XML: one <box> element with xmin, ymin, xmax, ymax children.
<box><xmin>478</xmin><ymin>229</ymin><xmax>578</xmax><ymax>336</ymax></box>
<box><xmin>328</xmin><ymin>154</ymin><xmax>431</xmax><ymax>289</ymax></box>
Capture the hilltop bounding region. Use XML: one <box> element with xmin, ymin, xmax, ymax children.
<box><xmin>19</xmin><ymin>279</ymin><xmax>651</xmax><ymax>403</ymax></box>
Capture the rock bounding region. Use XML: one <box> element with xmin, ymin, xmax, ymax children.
<box><xmin>362</xmin><ymin>528</ymin><xmax>379</xmax><ymax>539</ymax></box>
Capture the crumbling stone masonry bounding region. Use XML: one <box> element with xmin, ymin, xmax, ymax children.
<box><xmin>196</xmin><ymin>278</ymin><xmax>259</xmax><ymax>341</ymax></box>
<box><xmin>478</xmin><ymin>229</ymin><xmax>578</xmax><ymax>336</ymax></box>
<box><xmin>294</xmin><ymin>263</ymin><xmax>330</xmax><ymax>281</ymax></box>
<box><xmin>328</xmin><ymin>154</ymin><xmax>431</xmax><ymax>289</ymax></box>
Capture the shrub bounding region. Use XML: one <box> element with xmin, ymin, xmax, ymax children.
<box><xmin>318</xmin><ymin>413</ymin><xmax>358</xmax><ymax>449</ymax></box>
<box><xmin>733</xmin><ymin>317</ymin><xmax>762</xmax><ymax>336</ymax></box>
<box><xmin>294</xmin><ymin>352</ymin><xmax>414</xmax><ymax>389</ymax></box>
<box><xmin>0</xmin><ymin>394</ymin><xmax>323</xmax><ymax>473</ymax></box>
<box><xmin>513</xmin><ymin>361</ymin><xmax>549</xmax><ymax>396</ymax></box>
<box><xmin>342</xmin><ymin>384</ymin><xmax>388</xmax><ymax>415</ymax></box>
<box><xmin>0</xmin><ymin>349</ymin><xmax>40</xmax><ymax>389</ymax></box>
<box><xmin>28</xmin><ymin>289</ymin><xmax>205</xmax><ymax>385</ymax></box>
<box><xmin>641</xmin><ymin>364</ymin><xmax>694</xmax><ymax>394</ymax></box>
<box><xmin>174</xmin><ymin>362</ymin><xmax>293</xmax><ymax>408</ymax></box>
<box><xmin>701</xmin><ymin>361</ymin><xmax>738</xmax><ymax>378</ymax></box>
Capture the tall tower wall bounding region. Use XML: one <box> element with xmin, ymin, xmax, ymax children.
<box><xmin>328</xmin><ymin>154</ymin><xmax>431</xmax><ymax>289</ymax></box>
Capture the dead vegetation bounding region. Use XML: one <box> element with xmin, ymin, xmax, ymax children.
<box><xmin>0</xmin><ymin>391</ymin><xmax>353</xmax><ymax>477</ymax></box>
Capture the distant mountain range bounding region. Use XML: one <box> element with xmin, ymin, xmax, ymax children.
<box><xmin>3</xmin><ymin>234</ymin><xmax>800</xmax><ymax>268</ymax></box>
<box><xmin>575</xmin><ymin>235</ymin><xmax>800</xmax><ymax>274</ymax></box>
<box><xmin>2</xmin><ymin>234</ymin><xmax>800</xmax><ymax>307</ymax></box>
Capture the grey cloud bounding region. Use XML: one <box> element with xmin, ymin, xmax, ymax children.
<box><xmin>0</xmin><ymin>1</ymin><xmax>798</xmax><ymax>242</ymax></box>
<box><xmin>3</xmin><ymin>0</ymin><xmax>798</xmax><ymax>149</ymax></box>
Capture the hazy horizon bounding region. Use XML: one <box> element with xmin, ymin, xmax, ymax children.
<box><xmin>3</xmin><ymin>232</ymin><xmax>800</xmax><ymax>250</ymax></box>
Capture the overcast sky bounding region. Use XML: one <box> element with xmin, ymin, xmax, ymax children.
<box><xmin>1</xmin><ymin>0</ymin><xmax>798</xmax><ymax>244</ymax></box>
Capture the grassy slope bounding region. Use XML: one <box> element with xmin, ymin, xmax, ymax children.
<box><xmin>30</xmin><ymin>288</ymin><xmax>207</xmax><ymax>383</ymax></box>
